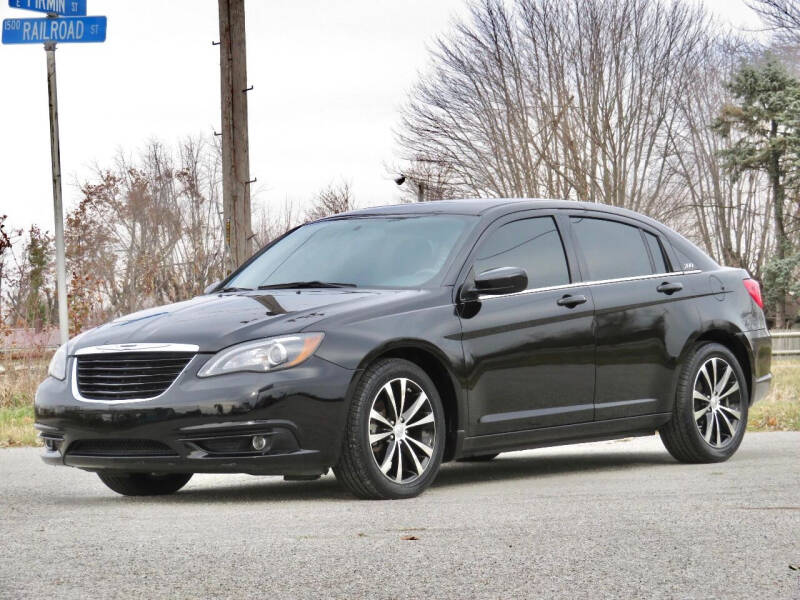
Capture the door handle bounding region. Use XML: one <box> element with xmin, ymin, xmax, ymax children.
<box><xmin>556</xmin><ymin>294</ymin><xmax>587</xmax><ymax>308</ymax></box>
<box><xmin>656</xmin><ymin>281</ymin><xmax>683</xmax><ymax>295</ymax></box>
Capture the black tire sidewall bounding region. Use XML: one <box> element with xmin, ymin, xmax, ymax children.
<box><xmin>353</xmin><ymin>359</ymin><xmax>446</xmax><ymax>499</ymax></box>
<box><xmin>678</xmin><ymin>343</ymin><xmax>749</xmax><ymax>461</ymax></box>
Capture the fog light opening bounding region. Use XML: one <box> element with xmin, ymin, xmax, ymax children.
<box><xmin>43</xmin><ymin>438</ymin><xmax>59</xmax><ymax>452</ymax></box>
<box><xmin>251</xmin><ymin>435</ymin><xmax>267</xmax><ymax>451</ymax></box>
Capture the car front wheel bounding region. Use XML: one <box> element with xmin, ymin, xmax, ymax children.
<box><xmin>659</xmin><ymin>343</ymin><xmax>749</xmax><ymax>463</ymax></box>
<box><xmin>97</xmin><ymin>472</ymin><xmax>193</xmax><ymax>496</ymax></box>
<box><xmin>334</xmin><ymin>359</ymin><xmax>445</xmax><ymax>499</ymax></box>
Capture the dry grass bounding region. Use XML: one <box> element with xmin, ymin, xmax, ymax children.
<box><xmin>748</xmin><ymin>358</ymin><xmax>800</xmax><ymax>432</ymax></box>
<box><xmin>0</xmin><ymin>354</ymin><xmax>798</xmax><ymax>447</ymax></box>
<box><xmin>0</xmin><ymin>354</ymin><xmax>48</xmax><ymax>448</ymax></box>
<box><xmin>0</xmin><ymin>405</ymin><xmax>38</xmax><ymax>447</ymax></box>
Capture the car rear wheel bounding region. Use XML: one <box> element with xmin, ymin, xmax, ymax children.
<box><xmin>659</xmin><ymin>343</ymin><xmax>749</xmax><ymax>463</ymax></box>
<box><xmin>97</xmin><ymin>472</ymin><xmax>193</xmax><ymax>496</ymax></box>
<box><xmin>334</xmin><ymin>358</ymin><xmax>445</xmax><ymax>499</ymax></box>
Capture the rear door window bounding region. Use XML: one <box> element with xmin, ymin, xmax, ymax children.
<box><xmin>474</xmin><ymin>217</ymin><xmax>570</xmax><ymax>290</ymax></box>
<box><xmin>570</xmin><ymin>217</ymin><xmax>652</xmax><ymax>280</ymax></box>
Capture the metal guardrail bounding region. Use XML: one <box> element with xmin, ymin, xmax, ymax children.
<box><xmin>0</xmin><ymin>346</ymin><xmax>58</xmax><ymax>354</ymax></box>
<box><xmin>768</xmin><ymin>331</ymin><xmax>800</xmax><ymax>356</ymax></box>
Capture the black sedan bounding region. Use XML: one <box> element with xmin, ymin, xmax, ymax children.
<box><xmin>35</xmin><ymin>199</ymin><xmax>772</xmax><ymax>499</ymax></box>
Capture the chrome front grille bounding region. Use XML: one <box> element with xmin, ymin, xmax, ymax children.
<box><xmin>75</xmin><ymin>351</ymin><xmax>194</xmax><ymax>401</ymax></box>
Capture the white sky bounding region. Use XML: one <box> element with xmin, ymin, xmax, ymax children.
<box><xmin>0</xmin><ymin>0</ymin><xmax>763</xmax><ymax>234</ymax></box>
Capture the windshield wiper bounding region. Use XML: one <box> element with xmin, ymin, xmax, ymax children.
<box><xmin>218</xmin><ymin>286</ymin><xmax>253</xmax><ymax>293</ymax></box>
<box><xmin>257</xmin><ymin>281</ymin><xmax>357</xmax><ymax>290</ymax></box>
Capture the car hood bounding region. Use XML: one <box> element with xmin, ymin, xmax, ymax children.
<box><xmin>70</xmin><ymin>289</ymin><xmax>414</xmax><ymax>353</ymax></box>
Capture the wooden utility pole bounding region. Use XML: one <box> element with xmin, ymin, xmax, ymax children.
<box><xmin>218</xmin><ymin>0</ymin><xmax>252</xmax><ymax>270</ymax></box>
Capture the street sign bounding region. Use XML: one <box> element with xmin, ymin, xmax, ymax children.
<box><xmin>2</xmin><ymin>15</ymin><xmax>106</xmax><ymax>44</ymax></box>
<box><xmin>8</xmin><ymin>0</ymin><xmax>87</xmax><ymax>17</ymax></box>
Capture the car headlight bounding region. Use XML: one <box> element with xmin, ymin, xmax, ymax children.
<box><xmin>48</xmin><ymin>344</ymin><xmax>68</xmax><ymax>380</ymax></box>
<box><xmin>197</xmin><ymin>333</ymin><xmax>325</xmax><ymax>378</ymax></box>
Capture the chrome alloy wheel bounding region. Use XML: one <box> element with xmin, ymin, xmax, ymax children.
<box><xmin>693</xmin><ymin>357</ymin><xmax>743</xmax><ymax>448</ymax></box>
<box><xmin>368</xmin><ymin>377</ymin><xmax>436</xmax><ymax>484</ymax></box>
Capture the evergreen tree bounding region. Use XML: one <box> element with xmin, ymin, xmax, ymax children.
<box><xmin>712</xmin><ymin>56</ymin><xmax>800</xmax><ymax>327</ymax></box>
<box><xmin>22</xmin><ymin>226</ymin><xmax>53</xmax><ymax>331</ymax></box>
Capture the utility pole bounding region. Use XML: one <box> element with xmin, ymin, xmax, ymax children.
<box><xmin>218</xmin><ymin>0</ymin><xmax>253</xmax><ymax>270</ymax></box>
<box><xmin>45</xmin><ymin>36</ymin><xmax>69</xmax><ymax>346</ymax></box>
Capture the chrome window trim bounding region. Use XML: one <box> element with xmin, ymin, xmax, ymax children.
<box><xmin>71</xmin><ymin>344</ymin><xmax>199</xmax><ymax>404</ymax></box>
<box><xmin>74</xmin><ymin>343</ymin><xmax>199</xmax><ymax>356</ymax></box>
<box><xmin>477</xmin><ymin>270</ymin><xmax>702</xmax><ymax>301</ymax></box>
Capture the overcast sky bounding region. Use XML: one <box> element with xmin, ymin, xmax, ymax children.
<box><xmin>0</xmin><ymin>0</ymin><xmax>762</xmax><ymax>235</ymax></box>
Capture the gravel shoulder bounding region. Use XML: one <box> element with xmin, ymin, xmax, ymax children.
<box><xmin>1</xmin><ymin>432</ymin><xmax>799</xmax><ymax>599</ymax></box>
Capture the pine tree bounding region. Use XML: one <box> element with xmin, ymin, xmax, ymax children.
<box><xmin>22</xmin><ymin>226</ymin><xmax>53</xmax><ymax>331</ymax></box>
<box><xmin>712</xmin><ymin>56</ymin><xmax>800</xmax><ymax>327</ymax></box>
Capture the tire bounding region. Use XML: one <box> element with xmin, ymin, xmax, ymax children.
<box><xmin>97</xmin><ymin>472</ymin><xmax>193</xmax><ymax>496</ymax></box>
<box><xmin>457</xmin><ymin>453</ymin><xmax>500</xmax><ymax>462</ymax></box>
<box><xmin>334</xmin><ymin>358</ymin><xmax>446</xmax><ymax>499</ymax></box>
<box><xmin>659</xmin><ymin>343</ymin><xmax>749</xmax><ymax>463</ymax></box>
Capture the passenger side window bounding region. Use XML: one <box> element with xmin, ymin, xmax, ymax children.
<box><xmin>644</xmin><ymin>232</ymin><xmax>669</xmax><ymax>274</ymax></box>
<box><xmin>474</xmin><ymin>217</ymin><xmax>570</xmax><ymax>290</ymax></box>
<box><xmin>570</xmin><ymin>217</ymin><xmax>652</xmax><ymax>280</ymax></box>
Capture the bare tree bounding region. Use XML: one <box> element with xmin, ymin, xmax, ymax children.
<box><xmin>65</xmin><ymin>136</ymin><xmax>226</xmax><ymax>327</ymax></box>
<box><xmin>391</xmin><ymin>157</ymin><xmax>459</xmax><ymax>203</ymax></box>
<box><xmin>748</xmin><ymin>0</ymin><xmax>800</xmax><ymax>45</ymax></box>
<box><xmin>667</xmin><ymin>35</ymin><xmax>774</xmax><ymax>279</ymax></box>
<box><xmin>0</xmin><ymin>216</ymin><xmax>19</xmax><ymax>334</ymax></box>
<box><xmin>398</xmin><ymin>0</ymin><xmax>710</xmax><ymax>218</ymax></box>
<box><xmin>305</xmin><ymin>181</ymin><xmax>355</xmax><ymax>221</ymax></box>
<box><xmin>252</xmin><ymin>198</ymin><xmax>299</xmax><ymax>246</ymax></box>
<box><xmin>1</xmin><ymin>226</ymin><xmax>55</xmax><ymax>331</ymax></box>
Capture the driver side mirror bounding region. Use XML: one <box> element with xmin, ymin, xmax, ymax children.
<box><xmin>460</xmin><ymin>267</ymin><xmax>528</xmax><ymax>301</ymax></box>
<box><xmin>204</xmin><ymin>280</ymin><xmax>221</xmax><ymax>295</ymax></box>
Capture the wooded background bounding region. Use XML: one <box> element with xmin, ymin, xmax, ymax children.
<box><xmin>2</xmin><ymin>0</ymin><xmax>800</xmax><ymax>337</ymax></box>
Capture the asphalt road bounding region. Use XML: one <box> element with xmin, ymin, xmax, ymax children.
<box><xmin>1</xmin><ymin>432</ymin><xmax>798</xmax><ymax>600</ymax></box>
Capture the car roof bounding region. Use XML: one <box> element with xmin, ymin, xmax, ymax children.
<box><xmin>337</xmin><ymin>198</ymin><xmax>664</xmax><ymax>228</ymax></box>
<box><xmin>313</xmin><ymin>198</ymin><xmax>718</xmax><ymax>272</ymax></box>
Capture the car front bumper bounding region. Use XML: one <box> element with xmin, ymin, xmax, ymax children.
<box><xmin>34</xmin><ymin>355</ymin><xmax>356</xmax><ymax>476</ymax></box>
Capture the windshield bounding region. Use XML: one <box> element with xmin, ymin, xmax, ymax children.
<box><xmin>227</xmin><ymin>215</ymin><xmax>477</xmax><ymax>289</ymax></box>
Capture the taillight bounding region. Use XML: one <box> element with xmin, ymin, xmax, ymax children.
<box><xmin>743</xmin><ymin>278</ymin><xmax>763</xmax><ymax>309</ymax></box>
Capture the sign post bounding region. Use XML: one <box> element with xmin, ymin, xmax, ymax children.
<box><xmin>3</xmin><ymin>4</ymin><xmax>106</xmax><ymax>345</ymax></box>
<box><xmin>45</xmin><ymin>36</ymin><xmax>68</xmax><ymax>346</ymax></box>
